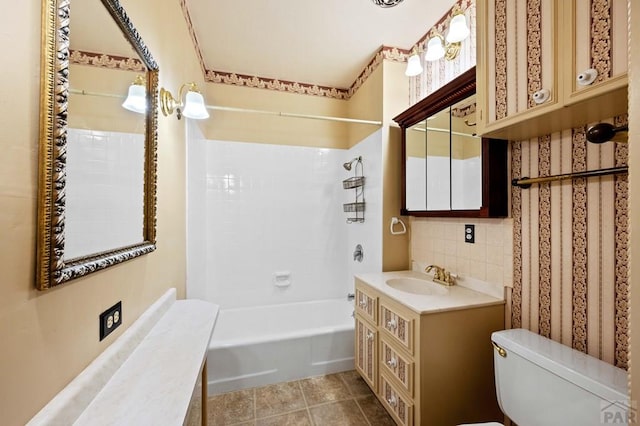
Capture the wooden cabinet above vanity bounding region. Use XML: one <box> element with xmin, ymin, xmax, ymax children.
<box><xmin>394</xmin><ymin>67</ymin><xmax>508</xmax><ymax>218</ymax></box>
<box><xmin>475</xmin><ymin>0</ymin><xmax>628</xmax><ymax>140</ymax></box>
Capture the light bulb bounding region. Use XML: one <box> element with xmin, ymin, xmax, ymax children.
<box><xmin>424</xmin><ymin>36</ymin><xmax>445</xmax><ymax>62</ymax></box>
<box><xmin>405</xmin><ymin>53</ymin><xmax>423</xmax><ymax>77</ymax></box>
<box><xmin>182</xmin><ymin>91</ymin><xmax>209</xmax><ymax>119</ymax></box>
<box><xmin>446</xmin><ymin>13</ymin><xmax>470</xmax><ymax>43</ymax></box>
<box><xmin>122</xmin><ymin>83</ymin><xmax>146</xmax><ymax>114</ymax></box>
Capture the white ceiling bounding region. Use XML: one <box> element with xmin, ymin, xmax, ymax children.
<box><xmin>187</xmin><ymin>0</ymin><xmax>457</xmax><ymax>88</ymax></box>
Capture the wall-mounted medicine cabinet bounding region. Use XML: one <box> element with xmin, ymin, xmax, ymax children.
<box><xmin>393</xmin><ymin>67</ymin><xmax>508</xmax><ymax>218</ymax></box>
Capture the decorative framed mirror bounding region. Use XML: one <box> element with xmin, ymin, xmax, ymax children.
<box><xmin>37</xmin><ymin>0</ymin><xmax>159</xmax><ymax>290</ymax></box>
<box><xmin>393</xmin><ymin>67</ymin><xmax>508</xmax><ymax>218</ymax></box>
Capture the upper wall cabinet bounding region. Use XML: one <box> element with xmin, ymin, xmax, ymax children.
<box><xmin>476</xmin><ymin>0</ymin><xmax>628</xmax><ymax>140</ymax></box>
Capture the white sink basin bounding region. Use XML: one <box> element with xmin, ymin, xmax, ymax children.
<box><xmin>385</xmin><ymin>277</ymin><xmax>449</xmax><ymax>296</ymax></box>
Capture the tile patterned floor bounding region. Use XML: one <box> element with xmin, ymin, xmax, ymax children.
<box><xmin>206</xmin><ymin>371</ymin><xmax>396</xmax><ymax>426</ymax></box>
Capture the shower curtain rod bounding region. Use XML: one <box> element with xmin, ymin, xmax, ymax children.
<box><xmin>512</xmin><ymin>166</ymin><xmax>628</xmax><ymax>188</ymax></box>
<box><xmin>69</xmin><ymin>88</ymin><xmax>123</xmax><ymax>99</ymax></box>
<box><xmin>205</xmin><ymin>104</ymin><xmax>382</xmax><ymax>126</ymax></box>
<box><xmin>412</xmin><ymin>126</ymin><xmax>477</xmax><ymax>138</ymax></box>
<box><xmin>69</xmin><ymin>89</ymin><xmax>382</xmax><ymax>126</ymax></box>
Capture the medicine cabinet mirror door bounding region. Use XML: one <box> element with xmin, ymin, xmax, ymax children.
<box><xmin>37</xmin><ymin>0</ymin><xmax>159</xmax><ymax>290</ymax></box>
<box><xmin>394</xmin><ymin>67</ymin><xmax>508</xmax><ymax>218</ymax></box>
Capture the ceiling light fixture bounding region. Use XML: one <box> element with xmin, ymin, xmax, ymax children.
<box><xmin>424</xmin><ymin>12</ymin><xmax>470</xmax><ymax>62</ymax></box>
<box><xmin>371</xmin><ymin>0</ymin><xmax>404</xmax><ymax>8</ymax></box>
<box><xmin>159</xmin><ymin>82</ymin><xmax>210</xmax><ymax>120</ymax></box>
<box><xmin>122</xmin><ymin>75</ymin><xmax>147</xmax><ymax>114</ymax></box>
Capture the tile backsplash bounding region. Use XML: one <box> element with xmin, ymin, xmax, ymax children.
<box><xmin>409</xmin><ymin>217</ymin><xmax>513</xmax><ymax>288</ymax></box>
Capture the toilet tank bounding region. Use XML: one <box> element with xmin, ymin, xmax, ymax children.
<box><xmin>492</xmin><ymin>329</ymin><xmax>628</xmax><ymax>426</ymax></box>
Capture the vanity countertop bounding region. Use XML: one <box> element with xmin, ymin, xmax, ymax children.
<box><xmin>355</xmin><ymin>270</ymin><xmax>504</xmax><ymax>315</ymax></box>
<box><xmin>74</xmin><ymin>298</ymin><xmax>218</xmax><ymax>425</ymax></box>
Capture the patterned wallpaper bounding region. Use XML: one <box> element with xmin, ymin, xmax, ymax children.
<box><xmin>502</xmin><ymin>0</ymin><xmax>628</xmax><ymax>368</ymax></box>
<box><xmin>69</xmin><ymin>50</ymin><xmax>145</xmax><ymax>72</ymax></box>
<box><xmin>510</xmin><ymin>118</ymin><xmax>628</xmax><ymax>369</ymax></box>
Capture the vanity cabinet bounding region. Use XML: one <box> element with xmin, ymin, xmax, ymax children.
<box><xmin>475</xmin><ymin>0</ymin><xmax>628</xmax><ymax>140</ymax></box>
<box><xmin>354</xmin><ymin>279</ymin><xmax>504</xmax><ymax>426</ymax></box>
<box><xmin>355</xmin><ymin>316</ymin><xmax>378</xmax><ymax>390</ymax></box>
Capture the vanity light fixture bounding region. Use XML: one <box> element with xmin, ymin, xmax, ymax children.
<box><xmin>405</xmin><ymin>48</ymin><xmax>424</xmax><ymax>77</ymax></box>
<box><xmin>122</xmin><ymin>75</ymin><xmax>147</xmax><ymax>114</ymax></box>
<box><xmin>424</xmin><ymin>12</ymin><xmax>470</xmax><ymax>62</ymax></box>
<box><xmin>159</xmin><ymin>82</ymin><xmax>210</xmax><ymax>120</ymax></box>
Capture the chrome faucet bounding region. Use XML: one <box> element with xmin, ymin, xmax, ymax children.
<box><xmin>425</xmin><ymin>264</ymin><xmax>456</xmax><ymax>286</ymax></box>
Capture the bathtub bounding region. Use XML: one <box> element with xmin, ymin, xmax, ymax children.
<box><xmin>207</xmin><ymin>298</ymin><xmax>355</xmax><ymax>395</ymax></box>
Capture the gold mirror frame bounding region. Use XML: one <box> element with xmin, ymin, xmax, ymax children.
<box><xmin>37</xmin><ymin>0</ymin><xmax>159</xmax><ymax>290</ymax></box>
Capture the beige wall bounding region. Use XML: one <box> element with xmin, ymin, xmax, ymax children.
<box><xmin>203</xmin><ymin>82</ymin><xmax>351</xmax><ymax>148</ymax></box>
<box><xmin>629</xmin><ymin>0</ymin><xmax>639</xmax><ymax>414</ymax></box>
<box><xmin>382</xmin><ymin>60</ymin><xmax>411</xmax><ymax>271</ymax></box>
<box><xmin>68</xmin><ymin>64</ymin><xmax>145</xmax><ymax>133</ymax></box>
<box><xmin>0</xmin><ymin>0</ymin><xmax>201</xmax><ymax>423</ymax></box>
<box><xmin>347</xmin><ymin>64</ymin><xmax>384</xmax><ymax>148</ymax></box>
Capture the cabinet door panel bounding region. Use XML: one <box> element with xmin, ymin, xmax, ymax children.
<box><xmin>355</xmin><ymin>286</ymin><xmax>377</xmax><ymax>324</ymax></box>
<box><xmin>380</xmin><ymin>303</ymin><xmax>414</xmax><ymax>355</ymax></box>
<box><xmin>479</xmin><ymin>0</ymin><xmax>559</xmax><ymax>127</ymax></box>
<box><xmin>380</xmin><ymin>338</ymin><xmax>414</xmax><ymax>396</ymax></box>
<box><xmin>564</xmin><ymin>0</ymin><xmax>628</xmax><ymax>103</ymax></box>
<box><xmin>380</xmin><ymin>373</ymin><xmax>414</xmax><ymax>426</ymax></box>
<box><xmin>355</xmin><ymin>316</ymin><xmax>377</xmax><ymax>390</ymax></box>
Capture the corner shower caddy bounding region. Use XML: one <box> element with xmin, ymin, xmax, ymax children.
<box><xmin>343</xmin><ymin>156</ymin><xmax>365</xmax><ymax>223</ymax></box>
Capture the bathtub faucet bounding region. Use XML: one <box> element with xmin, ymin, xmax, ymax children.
<box><xmin>353</xmin><ymin>244</ymin><xmax>363</xmax><ymax>262</ymax></box>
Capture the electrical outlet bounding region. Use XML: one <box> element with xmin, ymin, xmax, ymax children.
<box><xmin>464</xmin><ymin>224</ymin><xmax>475</xmax><ymax>244</ymax></box>
<box><xmin>99</xmin><ymin>301</ymin><xmax>122</xmax><ymax>341</ymax></box>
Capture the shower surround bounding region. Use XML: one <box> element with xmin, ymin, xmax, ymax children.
<box><xmin>186</xmin><ymin>122</ymin><xmax>383</xmax><ymax>392</ymax></box>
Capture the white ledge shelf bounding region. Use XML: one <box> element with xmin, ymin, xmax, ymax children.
<box><xmin>28</xmin><ymin>288</ymin><xmax>219</xmax><ymax>426</ymax></box>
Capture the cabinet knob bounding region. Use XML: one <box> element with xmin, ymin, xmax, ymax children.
<box><xmin>387</xmin><ymin>395</ymin><xmax>397</xmax><ymax>408</ymax></box>
<box><xmin>359</xmin><ymin>300</ymin><xmax>367</xmax><ymax>308</ymax></box>
<box><xmin>577</xmin><ymin>68</ymin><xmax>598</xmax><ymax>86</ymax></box>
<box><xmin>386</xmin><ymin>319</ymin><xmax>397</xmax><ymax>330</ymax></box>
<box><xmin>366</xmin><ymin>332</ymin><xmax>374</xmax><ymax>341</ymax></box>
<box><xmin>532</xmin><ymin>89</ymin><xmax>550</xmax><ymax>104</ymax></box>
<box><xmin>387</xmin><ymin>357</ymin><xmax>397</xmax><ymax>368</ymax></box>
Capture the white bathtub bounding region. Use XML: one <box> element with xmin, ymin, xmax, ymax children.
<box><xmin>207</xmin><ymin>298</ymin><xmax>355</xmax><ymax>395</ymax></box>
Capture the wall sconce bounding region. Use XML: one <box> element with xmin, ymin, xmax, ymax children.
<box><xmin>405</xmin><ymin>48</ymin><xmax>424</xmax><ymax>77</ymax></box>
<box><xmin>424</xmin><ymin>12</ymin><xmax>470</xmax><ymax>62</ymax></box>
<box><xmin>159</xmin><ymin>82</ymin><xmax>209</xmax><ymax>120</ymax></box>
<box><xmin>122</xmin><ymin>75</ymin><xmax>147</xmax><ymax>114</ymax></box>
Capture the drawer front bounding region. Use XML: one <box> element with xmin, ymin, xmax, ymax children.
<box><xmin>380</xmin><ymin>373</ymin><xmax>414</xmax><ymax>426</ymax></box>
<box><xmin>355</xmin><ymin>286</ymin><xmax>377</xmax><ymax>324</ymax></box>
<box><xmin>355</xmin><ymin>315</ymin><xmax>377</xmax><ymax>390</ymax></box>
<box><xmin>380</xmin><ymin>303</ymin><xmax>414</xmax><ymax>354</ymax></box>
<box><xmin>380</xmin><ymin>338</ymin><xmax>414</xmax><ymax>396</ymax></box>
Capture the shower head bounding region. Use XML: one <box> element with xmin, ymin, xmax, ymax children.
<box><xmin>343</xmin><ymin>156</ymin><xmax>362</xmax><ymax>171</ymax></box>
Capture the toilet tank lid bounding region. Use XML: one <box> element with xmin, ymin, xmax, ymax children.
<box><xmin>492</xmin><ymin>329</ymin><xmax>627</xmax><ymax>403</ymax></box>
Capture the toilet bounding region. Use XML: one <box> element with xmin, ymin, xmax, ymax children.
<box><xmin>462</xmin><ymin>328</ymin><xmax>629</xmax><ymax>426</ymax></box>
